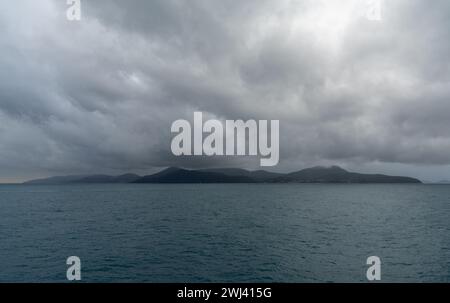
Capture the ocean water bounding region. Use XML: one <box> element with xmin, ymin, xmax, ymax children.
<box><xmin>0</xmin><ymin>183</ymin><xmax>449</xmax><ymax>283</ymax></box>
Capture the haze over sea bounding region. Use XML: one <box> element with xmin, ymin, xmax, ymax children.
<box><xmin>1</xmin><ymin>183</ymin><xmax>449</xmax><ymax>282</ymax></box>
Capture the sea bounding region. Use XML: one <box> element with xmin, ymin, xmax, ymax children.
<box><xmin>0</xmin><ymin>183</ymin><xmax>449</xmax><ymax>282</ymax></box>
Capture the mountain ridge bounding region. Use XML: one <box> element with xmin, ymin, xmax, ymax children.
<box><xmin>23</xmin><ymin>166</ymin><xmax>422</xmax><ymax>184</ymax></box>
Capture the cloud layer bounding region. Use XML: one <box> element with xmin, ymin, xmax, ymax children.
<box><xmin>1</xmin><ymin>0</ymin><xmax>450</xmax><ymax>182</ymax></box>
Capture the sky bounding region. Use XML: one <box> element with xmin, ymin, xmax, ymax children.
<box><xmin>1</xmin><ymin>0</ymin><xmax>450</xmax><ymax>183</ymax></box>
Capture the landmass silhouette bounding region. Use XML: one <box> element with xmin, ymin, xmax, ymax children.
<box><xmin>24</xmin><ymin>166</ymin><xmax>422</xmax><ymax>184</ymax></box>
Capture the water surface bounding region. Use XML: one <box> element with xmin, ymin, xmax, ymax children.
<box><xmin>0</xmin><ymin>184</ymin><xmax>449</xmax><ymax>282</ymax></box>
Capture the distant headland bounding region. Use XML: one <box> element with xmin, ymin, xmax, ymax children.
<box><xmin>24</xmin><ymin>166</ymin><xmax>422</xmax><ymax>184</ymax></box>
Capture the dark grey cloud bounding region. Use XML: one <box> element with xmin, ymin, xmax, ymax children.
<box><xmin>1</xmin><ymin>0</ymin><xmax>450</xmax><ymax>182</ymax></box>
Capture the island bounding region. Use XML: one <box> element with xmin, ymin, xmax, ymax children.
<box><xmin>24</xmin><ymin>166</ymin><xmax>422</xmax><ymax>184</ymax></box>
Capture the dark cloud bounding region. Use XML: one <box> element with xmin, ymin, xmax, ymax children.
<box><xmin>1</xmin><ymin>0</ymin><xmax>450</xmax><ymax>182</ymax></box>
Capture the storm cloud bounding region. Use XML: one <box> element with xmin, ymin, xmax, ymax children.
<box><xmin>1</xmin><ymin>0</ymin><xmax>450</xmax><ymax>182</ymax></box>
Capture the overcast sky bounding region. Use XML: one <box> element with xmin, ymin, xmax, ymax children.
<box><xmin>1</xmin><ymin>0</ymin><xmax>450</xmax><ymax>182</ymax></box>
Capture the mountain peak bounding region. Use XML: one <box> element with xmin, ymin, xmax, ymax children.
<box><xmin>162</xmin><ymin>167</ymin><xmax>183</xmax><ymax>172</ymax></box>
<box><xmin>308</xmin><ymin>165</ymin><xmax>348</xmax><ymax>172</ymax></box>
